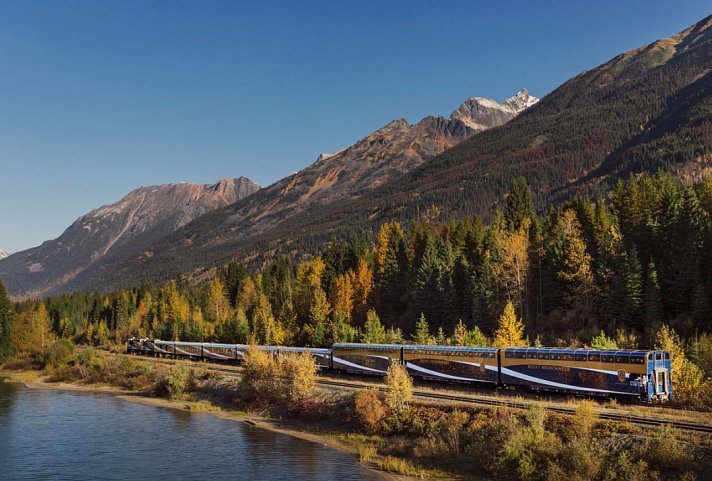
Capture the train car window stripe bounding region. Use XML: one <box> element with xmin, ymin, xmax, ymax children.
<box><xmin>500</xmin><ymin>367</ymin><xmax>634</xmax><ymax>395</ymax></box>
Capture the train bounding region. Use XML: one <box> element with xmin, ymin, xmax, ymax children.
<box><xmin>127</xmin><ymin>338</ymin><xmax>672</xmax><ymax>403</ymax></box>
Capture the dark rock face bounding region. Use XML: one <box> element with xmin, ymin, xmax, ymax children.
<box><xmin>0</xmin><ymin>177</ymin><xmax>260</xmax><ymax>298</ymax></box>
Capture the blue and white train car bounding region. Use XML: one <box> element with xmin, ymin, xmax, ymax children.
<box><xmin>331</xmin><ymin>343</ymin><xmax>402</xmax><ymax>375</ymax></box>
<box><xmin>499</xmin><ymin>347</ymin><xmax>671</xmax><ymax>401</ymax></box>
<box><xmin>403</xmin><ymin>345</ymin><xmax>499</xmax><ymax>385</ymax></box>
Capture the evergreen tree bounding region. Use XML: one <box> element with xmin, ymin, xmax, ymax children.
<box><xmin>644</xmin><ymin>261</ymin><xmax>664</xmax><ymax>333</ymax></box>
<box><xmin>412</xmin><ymin>313</ymin><xmax>433</xmax><ymax>345</ymax></box>
<box><xmin>361</xmin><ymin>309</ymin><xmax>386</xmax><ymax>344</ymax></box>
<box><xmin>504</xmin><ymin>177</ymin><xmax>534</xmax><ymax>232</ymax></box>
<box><xmin>0</xmin><ymin>281</ymin><xmax>13</xmax><ymax>360</ymax></box>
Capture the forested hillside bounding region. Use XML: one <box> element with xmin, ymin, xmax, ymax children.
<box><xmin>89</xmin><ymin>15</ymin><xmax>712</xmax><ymax>292</ymax></box>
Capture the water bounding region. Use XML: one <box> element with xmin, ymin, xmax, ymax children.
<box><xmin>0</xmin><ymin>380</ymin><xmax>383</xmax><ymax>481</ymax></box>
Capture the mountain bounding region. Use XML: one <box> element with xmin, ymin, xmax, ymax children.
<box><xmin>85</xmin><ymin>15</ymin><xmax>712</xmax><ymax>292</ymax></box>
<box><xmin>0</xmin><ymin>249</ymin><xmax>8</xmax><ymax>260</ymax></box>
<box><xmin>191</xmin><ymin>90</ymin><xmax>536</xmax><ymax>237</ymax></box>
<box><xmin>0</xmin><ymin>177</ymin><xmax>260</xmax><ymax>299</ymax></box>
<box><xmin>4</xmin><ymin>90</ymin><xmax>534</xmax><ymax>296</ymax></box>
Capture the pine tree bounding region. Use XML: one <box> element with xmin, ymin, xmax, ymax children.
<box><xmin>644</xmin><ymin>261</ymin><xmax>664</xmax><ymax>330</ymax></box>
<box><xmin>493</xmin><ymin>301</ymin><xmax>526</xmax><ymax>347</ymax></box>
<box><xmin>361</xmin><ymin>309</ymin><xmax>386</xmax><ymax>344</ymax></box>
<box><xmin>0</xmin><ymin>281</ymin><xmax>14</xmax><ymax>360</ymax></box>
<box><xmin>504</xmin><ymin>177</ymin><xmax>534</xmax><ymax>232</ymax></box>
<box><xmin>412</xmin><ymin>313</ymin><xmax>433</xmax><ymax>345</ymax></box>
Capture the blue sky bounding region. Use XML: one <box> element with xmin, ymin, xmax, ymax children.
<box><xmin>0</xmin><ymin>1</ymin><xmax>710</xmax><ymax>253</ymax></box>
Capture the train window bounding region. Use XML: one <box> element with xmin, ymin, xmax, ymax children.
<box><xmin>527</xmin><ymin>350</ymin><xmax>538</xmax><ymax>359</ymax></box>
<box><xmin>575</xmin><ymin>353</ymin><xmax>587</xmax><ymax>362</ymax></box>
<box><xmin>630</xmin><ymin>356</ymin><xmax>644</xmax><ymax>364</ymax></box>
<box><xmin>656</xmin><ymin>353</ymin><xmax>662</xmax><ymax>360</ymax></box>
<box><xmin>538</xmin><ymin>351</ymin><xmax>550</xmax><ymax>360</ymax></box>
<box><xmin>563</xmin><ymin>353</ymin><xmax>575</xmax><ymax>361</ymax></box>
<box><xmin>516</xmin><ymin>350</ymin><xmax>526</xmax><ymax>359</ymax></box>
<box><xmin>551</xmin><ymin>352</ymin><xmax>562</xmax><ymax>360</ymax></box>
<box><xmin>664</xmin><ymin>352</ymin><xmax>670</xmax><ymax>360</ymax></box>
<box><xmin>588</xmin><ymin>353</ymin><xmax>601</xmax><ymax>362</ymax></box>
<box><xmin>505</xmin><ymin>351</ymin><xmax>515</xmax><ymax>359</ymax></box>
<box><xmin>615</xmin><ymin>354</ymin><xmax>628</xmax><ymax>363</ymax></box>
<box><xmin>602</xmin><ymin>354</ymin><xmax>614</xmax><ymax>363</ymax></box>
<box><xmin>648</xmin><ymin>353</ymin><xmax>653</xmax><ymax>361</ymax></box>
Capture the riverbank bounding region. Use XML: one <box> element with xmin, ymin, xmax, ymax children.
<box><xmin>0</xmin><ymin>369</ymin><xmax>422</xmax><ymax>481</ymax></box>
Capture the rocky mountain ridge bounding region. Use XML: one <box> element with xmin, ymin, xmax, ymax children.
<box><xmin>0</xmin><ymin>177</ymin><xmax>260</xmax><ymax>298</ymax></box>
<box><xmin>85</xmin><ymin>15</ymin><xmax>712</xmax><ymax>292</ymax></box>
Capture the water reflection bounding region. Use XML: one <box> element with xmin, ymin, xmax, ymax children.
<box><xmin>0</xmin><ymin>379</ymin><xmax>383</xmax><ymax>481</ymax></box>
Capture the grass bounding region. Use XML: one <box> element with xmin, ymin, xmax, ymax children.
<box><xmin>378</xmin><ymin>456</ymin><xmax>427</xmax><ymax>478</ymax></box>
<box><xmin>358</xmin><ymin>444</ymin><xmax>377</xmax><ymax>463</ymax></box>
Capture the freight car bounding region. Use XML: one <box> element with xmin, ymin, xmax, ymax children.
<box><xmin>127</xmin><ymin>338</ymin><xmax>671</xmax><ymax>402</ymax></box>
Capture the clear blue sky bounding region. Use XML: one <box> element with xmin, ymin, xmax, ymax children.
<box><xmin>0</xmin><ymin>1</ymin><xmax>709</xmax><ymax>253</ymax></box>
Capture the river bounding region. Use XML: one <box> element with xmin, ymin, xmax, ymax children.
<box><xmin>0</xmin><ymin>379</ymin><xmax>384</xmax><ymax>480</ymax></box>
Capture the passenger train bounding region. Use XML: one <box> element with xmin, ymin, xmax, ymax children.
<box><xmin>127</xmin><ymin>338</ymin><xmax>672</xmax><ymax>403</ymax></box>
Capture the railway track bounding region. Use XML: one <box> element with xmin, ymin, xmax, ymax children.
<box><xmin>114</xmin><ymin>351</ymin><xmax>712</xmax><ymax>434</ymax></box>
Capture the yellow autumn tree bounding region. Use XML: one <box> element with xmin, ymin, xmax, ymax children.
<box><xmin>655</xmin><ymin>324</ymin><xmax>704</xmax><ymax>405</ymax></box>
<box><xmin>331</xmin><ymin>271</ymin><xmax>355</xmax><ymax>323</ymax></box>
<box><xmin>385</xmin><ymin>361</ymin><xmax>412</xmax><ymax>413</ymax></box>
<box><xmin>237</xmin><ymin>276</ymin><xmax>258</xmax><ymax>314</ymax></box>
<box><xmin>453</xmin><ymin>319</ymin><xmax>468</xmax><ymax>346</ymax></box>
<box><xmin>558</xmin><ymin>209</ymin><xmax>596</xmax><ymax>306</ymax></box>
<box><xmin>373</xmin><ymin>222</ymin><xmax>405</xmax><ymax>276</ymax></box>
<box><xmin>494</xmin><ymin>301</ymin><xmax>527</xmax><ymax>347</ymax></box>
<box><xmin>252</xmin><ymin>293</ymin><xmax>277</xmax><ymax>344</ymax></box>
<box><xmin>496</xmin><ymin>218</ymin><xmax>531</xmax><ymax>315</ymax></box>
<box><xmin>205</xmin><ymin>276</ymin><xmax>230</xmax><ymax>323</ymax></box>
<box><xmin>351</xmin><ymin>258</ymin><xmax>373</xmax><ymax>322</ymax></box>
<box><xmin>295</xmin><ymin>257</ymin><xmax>326</xmax><ymax>320</ymax></box>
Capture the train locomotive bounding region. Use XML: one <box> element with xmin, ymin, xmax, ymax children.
<box><xmin>127</xmin><ymin>338</ymin><xmax>672</xmax><ymax>402</ymax></box>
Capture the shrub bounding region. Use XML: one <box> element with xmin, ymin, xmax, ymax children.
<box><xmin>435</xmin><ymin>409</ymin><xmax>469</xmax><ymax>454</ymax></box>
<box><xmin>571</xmin><ymin>400</ymin><xmax>598</xmax><ymax>439</ymax></box>
<box><xmin>501</xmin><ymin>405</ymin><xmax>560</xmax><ymax>481</ymax></box>
<box><xmin>641</xmin><ymin>425</ymin><xmax>691</xmax><ymax>474</ymax></box>
<box><xmin>42</xmin><ymin>338</ymin><xmax>75</xmax><ymax>369</ymax></box>
<box><xmin>385</xmin><ymin>361</ymin><xmax>412</xmax><ymax>413</ymax></box>
<box><xmin>282</xmin><ymin>352</ymin><xmax>317</xmax><ymax>401</ymax></box>
<box><xmin>238</xmin><ymin>344</ymin><xmax>280</xmax><ymax>405</ymax></box>
<box><xmin>353</xmin><ymin>389</ymin><xmax>386</xmax><ymax>433</ymax></box>
<box><xmin>163</xmin><ymin>364</ymin><xmax>191</xmax><ymax>398</ymax></box>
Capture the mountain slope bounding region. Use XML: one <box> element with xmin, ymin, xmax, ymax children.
<box><xmin>13</xmin><ymin>91</ymin><xmax>535</xmax><ymax>295</ymax></box>
<box><xmin>0</xmin><ymin>178</ymin><xmax>260</xmax><ymax>298</ymax></box>
<box><xmin>0</xmin><ymin>249</ymin><xmax>8</xmax><ymax>261</ymax></box>
<box><xmin>89</xmin><ymin>15</ymin><xmax>712</xmax><ymax>292</ymax></box>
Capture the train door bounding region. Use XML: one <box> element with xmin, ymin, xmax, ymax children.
<box><xmin>652</xmin><ymin>351</ymin><xmax>670</xmax><ymax>400</ymax></box>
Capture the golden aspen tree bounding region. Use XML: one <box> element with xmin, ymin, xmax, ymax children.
<box><xmin>385</xmin><ymin>361</ymin><xmax>413</xmax><ymax>413</ymax></box>
<box><xmin>558</xmin><ymin>209</ymin><xmax>596</xmax><ymax>306</ymax></box>
<box><xmin>205</xmin><ymin>276</ymin><xmax>230</xmax><ymax>323</ymax></box>
<box><xmin>352</xmin><ymin>258</ymin><xmax>373</xmax><ymax>322</ymax></box>
<box><xmin>331</xmin><ymin>271</ymin><xmax>355</xmax><ymax>323</ymax></box>
<box><xmin>496</xmin><ymin>218</ymin><xmax>530</xmax><ymax>317</ymax></box>
<box><xmin>453</xmin><ymin>319</ymin><xmax>468</xmax><ymax>346</ymax></box>
<box><xmin>494</xmin><ymin>301</ymin><xmax>527</xmax><ymax>347</ymax></box>
<box><xmin>252</xmin><ymin>293</ymin><xmax>277</xmax><ymax>344</ymax></box>
<box><xmin>237</xmin><ymin>276</ymin><xmax>259</xmax><ymax>314</ymax></box>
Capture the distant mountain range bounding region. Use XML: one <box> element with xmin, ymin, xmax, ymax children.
<box><xmin>85</xmin><ymin>14</ymin><xmax>712</xmax><ymax>293</ymax></box>
<box><xmin>4</xmin><ymin>14</ymin><xmax>712</xmax><ymax>299</ymax></box>
<box><xmin>0</xmin><ymin>91</ymin><xmax>535</xmax><ymax>298</ymax></box>
<box><xmin>0</xmin><ymin>178</ymin><xmax>260</xmax><ymax>299</ymax></box>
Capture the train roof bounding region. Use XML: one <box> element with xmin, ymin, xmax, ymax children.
<box><xmin>332</xmin><ymin>343</ymin><xmax>404</xmax><ymax>350</ymax></box>
<box><xmin>501</xmin><ymin>346</ymin><xmax>666</xmax><ymax>355</ymax></box>
<box><xmin>403</xmin><ymin>345</ymin><xmax>498</xmax><ymax>353</ymax></box>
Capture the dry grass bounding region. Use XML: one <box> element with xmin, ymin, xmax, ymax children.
<box><xmin>378</xmin><ymin>456</ymin><xmax>427</xmax><ymax>478</ymax></box>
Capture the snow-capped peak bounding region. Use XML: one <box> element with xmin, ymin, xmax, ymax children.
<box><xmin>449</xmin><ymin>89</ymin><xmax>539</xmax><ymax>131</ymax></box>
<box><xmin>501</xmin><ymin>89</ymin><xmax>539</xmax><ymax>113</ymax></box>
<box><xmin>0</xmin><ymin>248</ymin><xmax>9</xmax><ymax>260</ymax></box>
